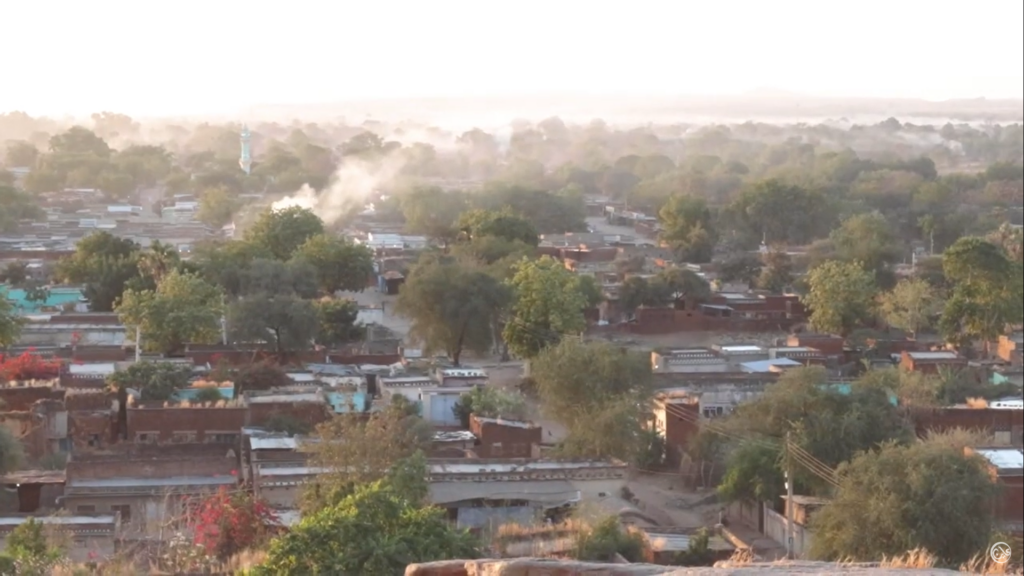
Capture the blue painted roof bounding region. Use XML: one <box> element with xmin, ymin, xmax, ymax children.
<box><xmin>326</xmin><ymin>391</ymin><xmax>368</xmax><ymax>414</ymax></box>
<box><xmin>740</xmin><ymin>358</ymin><xmax>801</xmax><ymax>373</ymax></box>
<box><xmin>174</xmin><ymin>387</ymin><xmax>235</xmax><ymax>401</ymax></box>
<box><xmin>1</xmin><ymin>285</ymin><xmax>84</xmax><ymax>314</ymax></box>
<box><xmin>825</xmin><ymin>383</ymin><xmax>897</xmax><ymax>406</ymax></box>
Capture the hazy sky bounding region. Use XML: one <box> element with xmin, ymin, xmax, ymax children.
<box><xmin>4</xmin><ymin>0</ymin><xmax>1022</xmax><ymax>117</ymax></box>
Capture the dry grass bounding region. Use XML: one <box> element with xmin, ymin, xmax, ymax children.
<box><xmin>879</xmin><ymin>548</ymin><xmax>937</xmax><ymax>569</ymax></box>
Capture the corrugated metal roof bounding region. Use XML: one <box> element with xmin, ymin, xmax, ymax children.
<box><xmin>429</xmin><ymin>480</ymin><xmax>580</xmax><ymax>505</ymax></box>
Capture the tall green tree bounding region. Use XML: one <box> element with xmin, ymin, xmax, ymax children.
<box><xmin>456</xmin><ymin>208</ymin><xmax>539</xmax><ymax>246</ymax></box>
<box><xmin>107</xmin><ymin>361</ymin><xmax>193</xmax><ymax>402</ymax></box>
<box><xmin>829</xmin><ymin>212</ymin><xmax>901</xmax><ymax>285</ymax></box>
<box><xmin>401</xmin><ymin>187</ymin><xmax>468</xmax><ymax>248</ymax></box>
<box><xmin>314</xmin><ymin>299</ymin><xmax>365</xmax><ymax>348</ymax></box>
<box><xmin>292</xmin><ymin>234</ymin><xmax>374</xmax><ymax>294</ymax></box>
<box><xmin>116</xmin><ymin>270</ymin><xmax>224</xmax><ymax>355</ymax></box>
<box><xmin>757</xmin><ymin>247</ymin><xmax>794</xmax><ymax>292</ymax></box>
<box><xmin>809</xmin><ymin>441</ymin><xmax>997</xmax><ymax>565</ymax></box>
<box><xmin>531</xmin><ymin>339</ymin><xmax>652</xmax><ymax>461</ymax></box>
<box><xmin>244</xmin><ymin>206</ymin><xmax>325</xmax><ymax>260</ymax></box>
<box><xmin>939</xmin><ymin>236</ymin><xmax>1022</xmax><ymax>350</ymax></box>
<box><xmin>396</xmin><ymin>257</ymin><xmax>509</xmax><ymax>366</ymax></box>
<box><xmin>502</xmin><ymin>256</ymin><xmax>587</xmax><ymax>359</ymax></box>
<box><xmin>658</xmin><ymin>194</ymin><xmax>717</xmax><ymax>263</ymax></box>
<box><xmin>0</xmin><ymin>185</ymin><xmax>45</xmax><ymax>233</ymax></box>
<box><xmin>802</xmin><ymin>260</ymin><xmax>877</xmax><ymax>336</ymax></box>
<box><xmin>55</xmin><ymin>232</ymin><xmax>141</xmax><ymax>311</ymax></box>
<box><xmin>196</xmin><ymin>185</ymin><xmax>242</xmax><ymax>228</ymax></box>
<box><xmin>878</xmin><ymin>277</ymin><xmax>944</xmax><ymax>337</ymax></box>
<box><xmin>254</xmin><ymin>481</ymin><xmax>478</xmax><ymax>575</ymax></box>
<box><xmin>0</xmin><ymin>298</ymin><xmax>22</xmax><ymax>348</ymax></box>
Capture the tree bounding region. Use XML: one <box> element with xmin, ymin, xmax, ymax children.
<box><xmin>939</xmin><ymin>237</ymin><xmax>1021</xmax><ymax>350</ymax></box>
<box><xmin>829</xmin><ymin>212</ymin><xmax>901</xmax><ymax>285</ymax></box>
<box><xmin>878</xmin><ymin>277</ymin><xmax>943</xmax><ymax>337</ymax></box>
<box><xmin>244</xmin><ymin>206</ymin><xmax>325</xmax><ymax>260</ymax></box>
<box><xmin>503</xmin><ymin>257</ymin><xmax>587</xmax><ymax>359</ymax></box>
<box><xmin>802</xmin><ymin>260</ymin><xmax>877</xmax><ymax>336</ymax></box>
<box><xmin>313</xmin><ymin>299</ymin><xmax>364</xmax><ymax>348</ymax></box>
<box><xmin>456</xmin><ymin>208</ymin><xmax>539</xmax><ymax>246</ymax></box>
<box><xmin>192</xmin><ymin>488</ymin><xmax>278</xmax><ymax>560</ymax></box>
<box><xmin>192</xmin><ymin>240</ymin><xmax>272</xmax><ymax>298</ymax></box>
<box><xmin>726</xmin><ymin>179</ymin><xmax>832</xmax><ymax>246</ymax></box>
<box><xmin>253</xmin><ymin>481</ymin><xmax>478</xmax><ymax>575</ymax></box>
<box><xmin>229</xmin><ymin>295</ymin><xmax>318</xmax><ymax>359</ymax></box>
<box><xmin>196</xmin><ymin>185</ymin><xmax>242</xmax><ymax>228</ymax></box>
<box><xmin>1</xmin><ymin>517</ymin><xmax>66</xmax><ymax>575</ymax></box>
<box><xmin>717</xmin><ymin>367</ymin><xmax>910</xmax><ymax>501</ymax></box>
<box><xmin>531</xmin><ymin>339</ymin><xmax>652</xmax><ymax>461</ymax></box>
<box><xmin>0</xmin><ymin>298</ymin><xmax>22</xmax><ymax>348</ymax></box>
<box><xmin>648</xmin><ymin>267</ymin><xmax>712</xmax><ymax>308</ymax></box>
<box><xmin>396</xmin><ymin>258</ymin><xmax>509</xmax><ymax>366</ymax></box>
<box><xmin>107</xmin><ymin>361</ymin><xmax>192</xmax><ymax>402</ymax></box>
<box><xmin>303</xmin><ymin>403</ymin><xmax>433</xmax><ymax>512</ymax></box>
<box><xmin>3</xmin><ymin>140</ymin><xmax>39</xmax><ymax>167</ymax></box>
<box><xmin>809</xmin><ymin>441</ymin><xmax>997</xmax><ymax>565</ymax></box>
<box><xmin>577</xmin><ymin>274</ymin><xmax>604</xmax><ymax>308</ymax></box>
<box><xmin>0</xmin><ymin>185</ymin><xmax>45</xmax><ymax>233</ymax></box>
<box><xmin>658</xmin><ymin>195</ymin><xmax>717</xmax><ymax>263</ymax></box>
<box><xmin>452</xmin><ymin>386</ymin><xmax>529</xmax><ymax>427</ymax></box>
<box><xmin>292</xmin><ymin>234</ymin><xmax>374</xmax><ymax>294</ymax></box>
<box><xmin>401</xmin><ymin>187</ymin><xmax>467</xmax><ymax>248</ymax></box>
<box><xmin>572</xmin><ymin>516</ymin><xmax>647</xmax><ymax>563</ymax></box>
<box><xmin>0</xmin><ymin>261</ymin><xmax>29</xmax><ymax>287</ymax></box>
<box><xmin>757</xmin><ymin>247</ymin><xmax>794</xmax><ymax>292</ymax></box>
<box><xmin>233</xmin><ymin>362</ymin><xmax>292</xmax><ymax>397</ymax></box>
<box><xmin>718</xmin><ymin>253</ymin><xmax>762</xmax><ymax>287</ymax></box>
<box><xmin>117</xmin><ymin>270</ymin><xmax>224</xmax><ymax>355</ymax></box>
<box><xmin>718</xmin><ymin>441</ymin><xmax>784</xmax><ymax>504</ymax></box>
<box><xmin>55</xmin><ymin>232</ymin><xmax>141</xmax><ymax>311</ymax></box>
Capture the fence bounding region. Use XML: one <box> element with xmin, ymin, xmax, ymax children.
<box><xmin>763</xmin><ymin>504</ymin><xmax>813</xmax><ymax>558</ymax></box>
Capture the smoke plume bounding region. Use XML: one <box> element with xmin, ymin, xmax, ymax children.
<box><xmin>271</xmin><ymin>154</ymin><xmax>406</xmax><ymax>224</ymax></box>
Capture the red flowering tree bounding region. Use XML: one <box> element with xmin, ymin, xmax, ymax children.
<box><xmin>0</xmin><ymin>350</ymin><xmax>63</xmax><ymax>381</ymax></box>
<box><xmin>191</xmin><ymin>488</ymin><xmax>279</xmax><ymax>559</ymax></box>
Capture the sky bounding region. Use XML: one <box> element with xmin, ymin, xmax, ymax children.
<box><xmin>3</xmin><ymin>0</ymin><xmax>1022</xmax><ymax>117</ymax></box>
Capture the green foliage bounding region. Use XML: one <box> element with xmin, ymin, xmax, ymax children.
<box><xmin>263</xmin><ymin>414</ymin><xmax>313</xmax><ymax>436</ymax></box>
<box><xmin>253</xmin><ymin>481</ymin><xmax>479</xmax><ymax>575</ymax></box>
<box><xmin>532</xmin><ymin>339</ymin><xmax>652</xmax><ymax>461</ymax></box>
<box><xmin>314</xmin><ymin>299</ymin><xmax>365</xmax><ymax>348</ymax></box>
<box><xmin>0</xmin><ymin>297</ymin><xmax>23</xmax><ymax>348</ymax></box>
<box><xmin>502</xmin><ymin>256</ymin><xmax>587</xmax><ymax>359</ymax></box>
<box><xmin>244</xmin><ymin>206</ymin><xmax>325</xmax><ymax>260</ymax></box>
<box><xmin>0</xmin><ymin>427</ymin><xmax>25</xmax><ymax>474</ymax></box>
<box><xmin>658</xmin><ymin>194</ymin><xmax>717</xmax><ymax>263</ymax></box>
<box><xmin>572</xmin><ymin>516</ymin><xmax>646</xmax><ymax>563</ymax></box>
<box><xmin>802</xmin><ymin>260</ymin><xmax>877</xmax><ymax>335</ymax></box>
<box><xmin>830</xmin><ymin>212</ymin><xmax>901</xmax><ymax>284</ymax></box>
<box><xmin>233</xmin><ymin>362</ymin><xmax>292</xmax><ymax>397</ymax></box>
<box><xmin>452</xmin><ymin>386</ymin><xmax>529</xmax><ymax>428</ymax></box>
<box><xmin>116</xmin><ymin>269</ymin><xmax>224</xmax><ymax>355</ymax></box>
<box><xmin>2</xmin><ymin>517</ymin><xmax>66</xmax><ymax>575</ymax></box>
<box><xmin>809</xmin><ymin>441</ymin><xmax>997</xmax><ymax>565</ymax></box>
<box><xmin>939</xmin><ymin>236</ymin><xmax>1022</xmax><ymax>348</ymax></box>
<box><xmin>55</xmin><ymin>232</ymin><xmax>141</xmax><ymax>311</ymax></box>
<box><xmin>457</xmin><ymin>208</ymin><xmax>539</xmax><ymax>246</ymax></box>
<box><xmin>0</xmin><ymin>185</ymin><xmax>45</xmax><ymax>233</ymax></box>
<box><xmin>672</xmin><ymin>528</ymin><xmax>716</xmax><ymax>567</ymax></box>
<box><xmin>634</xmin><ymin>428</ymin><xmax>666</xmax><ymax>470</ymax></box>
<box><xmin>717</xmin><ymin>441</ymin><xmax>784</xmax><ymax>504</ymax></box>
<box><xmin>718</xmin><ymin>252</ymin><xmax>763</xmax><ymax>287</ymax></box>
<box><xmin>401</xmin><ymin>187</ymin><xmax>468</xmax><ymax>246</ymax></box>
<box><xmin>878</xmin><ymin>277</ymin><xmax>944</xmax><ymax>336</ymax></box>
<box><xmin>576</xmin><ymin>274</ymin><xmax>604</xmax><ymax>308</ymax></box>
<box><xmin>107</xmin><ymin>361</ymin><xmax>193</xmax><ymax>402</ymax></box>
<box><xmin>756</xmin><ymin>247</ymin><xmax>794</xmax><ymax>292</ymax></box>
<box><xmin>293</xmin><ymin>234</ymin><xmax>374</xmax><ymax>294</ymax></box>
<box><xmin>193</xmin><ymin>386</ymin><xmax>224</xmax><ymax>403</ymax></box>
<box><xmin>726</xmin><ymin>179</ymin><xmax>833</xmax><ymax>247</ymax></box>
<box><xmin>196</xmin><ymin>185</ymin><xmax>242</xmax><ymax>228</ymax></box>
<box><xmin>229</xmin><ymin>293</ymin><xmax>318</xmax><ymax>358</ymax></box>
<box><xmin>396</xmin><ymin>257</ymin><xmax>509</xmax><ymax>366</ymax></box>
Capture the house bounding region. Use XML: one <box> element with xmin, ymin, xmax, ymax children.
<box><xmin>0</xmin><ymin>515</ymin><xmax>116</xmax><ymax>562</ymax></box>
<box><xmin>0</xmin><ymin>470</ymin><xmax>65</xmax><ymax>514</ymax></box>
<box><xmin>379</xmin><ymin>376</ymin><xmax>476</xmax><ymax>426</ymax></box>
<box><xmin>911</xmin><ymin>406</ymin><xmax>1024</xmax><ymax>447</ymax></box>
<box><xmin>62</xmin><ymin>444</ymin><xmax>239</xmax><ymax>540</ymax></box>
<box><xmin>967</xmin><ymin>447</ymin><xmax>1024</xmax><ymax>535</ymax></box>
<box><xmin>786</xmin><ymin>333</ymin><xmax>845</xmax><ymax>357</ymax></box>
<box><xmin>640</xmin><ymin>528</ymin><xmax>735</xmax><ymax>565</ymax></box>
<box><xmin>781</xmin><ymin>495</ymin><xmax>829</xmax><ymax>527</ymax></box>
<box><xmin>427</xmin><ymin>459</ymin><xmax>628</xmax><ymax>530</ymax></box>
<box><xmin>900</xmin><ymin>350</ymin><xmax>968</xmax><ymax>374</ymax></box>
<box><xmin>469</xmin><ymin>415</ymin><xmax>542</xmax><ymax>458</ymax></box>
<box><xmin>125</xmin><ymin>401</ymin><xmax>246</xmax><ymax>445</ymax></box>
<box><xmin>652</xmin><ymin>395</ymin><xmax>700</xmax><ymax>467</ymax></box>
<box><xmin>651</xmin><ymin>348</ymin><xmax>730</xmax><ymax>374</ymax></box>
<box><xmin>997</xmin><ymin>333</ymin><xmax>1024</xmax><ymax>367</ymax></box>
<box><xmin>244</xmin><ymin>389</ymin><xmax>333</xmax><ymax>430</ymax></box>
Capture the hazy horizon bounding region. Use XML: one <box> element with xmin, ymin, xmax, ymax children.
<box><xmin>4</xmin><ymin>0</ymin><xmax>1023</xmax><ymax>118</ymax></box>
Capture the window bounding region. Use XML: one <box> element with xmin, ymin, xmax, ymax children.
<box><xmin>111</xmin><ymin>504</ymin><xmax>132</xmax><ymax>523</ymax></box>
<box><xmin>87</xmin><ymin>434</ymin><xmax>101</xmax><ymax>447</ymax></box>
<box><xmin>135</xmin><ymin>432</ymin><xmax>158</xmax><ymax>444</ymax></box>
<box><xmin>172</xmin><ymin>431</ymin><xmax>197</xmax><ymax>444</ymax></box>
<box><xmin>491</xmin><ymin>442</ymin><xmax>503</xmax><ymax>456</ymax></box>
<box><xmin>207</xmin><ymin>433</ymin><xmax>239</xmax><ymax>444</ymax></box>
<box><xmin>76</xmin><ymin>505</ymin><xmax>96</xmax><ymax>514</ymax></box>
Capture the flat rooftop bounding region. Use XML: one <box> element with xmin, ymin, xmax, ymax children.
<box><xmin>68</xmin><ymin>476</ymin><xmax>237</xmax><ymax>489</ymax></box>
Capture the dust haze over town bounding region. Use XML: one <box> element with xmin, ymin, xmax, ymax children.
<box><xmin>1</xmin><ymin>0</ymin><xmax>1024</xmax><ymax>574</ymax></box>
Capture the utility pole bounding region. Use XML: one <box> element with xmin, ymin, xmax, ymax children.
<box><xmin>785</xmin><ymin>431</ymin><xmax>795</xmax><ymax>560</ymax></box>
<box><xmin>134</xmin><ymin>325</ymin><xmax>142</xmax><ymax>362</ymax></box>
<box><xmin>220</xmin><ymin>294</ymin><xmax>228</xmax><ymax>345</ymax></box>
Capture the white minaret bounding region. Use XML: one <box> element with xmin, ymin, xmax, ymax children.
<box><xmin>239</xmin><ymin>125</ymin><xmax>252</xmax><ymax>175</ymax></box>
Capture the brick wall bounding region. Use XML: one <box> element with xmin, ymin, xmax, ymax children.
<box><xmin>659</xmin><ymin>402</ymin><xmax>700</xmax><ymax>467</ymax></box>
<box><xmin>67</xmin><ymin>452</ymin><xmax>237</xmax><ymax>481</ymax></box>
<box><xmin>247</xmin><ymin>401</ymin><xmax>332</xmax><ymax>430</ymax></box>
<box><xmin>626</xmin><ymin>307</ymin><xmax>800</xmax><ymax>335</ymax></box>
<box><xmin>58</xmin><ymin>373</ymin><xmax>107</xmax><ymax>389</ymax></box>
<box><xmin>998</xmin><ymin>476</ymin><xmax>1024</xmax><ymax>527</ymax></box>
<box><xmin>912</xmin><ymin>408</ymin><xmax>1024</xmax><ymax>446</ymax></box>
<box><xmin>126</xmin><ymin>406</ymin><xmax>247</xmax><ymax>444</ymax></box>
<box><xmin>0</xmin><ymin>387</ymin><xmax>65</xmax><ymax>411</ymax></box>
<box><xmin>325</xmin><ymin>353</ymin><xmax>402</xmax><ymax>365</ymax></box>
<box><xmin>68</xmin><ymin>411</ymin><xmax>115</xmax><ymax>451</ymax></box>
<box><xmin>469</xmin><ymin>416</ymin><xmax>542</xmax><ymax>458</ymax></box>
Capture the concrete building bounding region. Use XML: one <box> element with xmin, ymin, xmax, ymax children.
<box><xmin>900</xmin><ymin>350</ymin><xmax>968</xmax><ymax>374</ymax></box>
<box><xmin>469</xmin><ymin>415</ymin><xmax>542</xmax><ymax>458</ymax></box>
<box><xmin>651</xmin><ymin>348</ymin><xmax>730</xmax><ymax>374</ymax></box>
